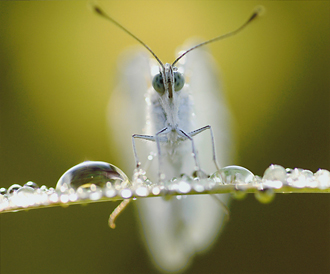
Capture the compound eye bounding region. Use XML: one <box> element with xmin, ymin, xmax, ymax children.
<box><xmin>152</xmin><ymin>73</ymin><xmax>165</xmax><ymax>94</ymax></box>
<box><xmin>174</xmin><ymin>71</ymin><xmax>185</xmax><ymax>91</ymax></box>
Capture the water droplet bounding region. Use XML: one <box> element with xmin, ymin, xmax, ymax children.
<box><xmin>56</xmin><ymin>161</ymin><xmax>130</xmax><ymax>191</ymax></box>
<box><xmin>151</xmin><ymin>186</ymin><xmax>161</xmax><ymax>195</ymax></box>
<box><xmin>285</xmin><ymin>168</ymin><xmax>316</xmax><ymax>188</ymax></box>
<box><xmin>159</xmin><ymin>173</ymin><xmax>166</xmax><ymax>181</ymax></box>
<box><xmin>233</xmin><ymin>187</ymin><xmax>247</xmax><ymax>200</ymax></box>
<box><xmin>49</xmin><ymin>193</ymin><xmax>59</xmax><ymax>203</ymax></box>
<box><xmin>88</xmin><ymin>184</ymin><xmax>103</xmax><ymax>200</ymax></box>
<box><xmin>48</xmin><ymin>187</ymin><xmax>55</xmax><ymax>194</ymax></box>
<box><xmin>192</xmin><ymin>181</ymin><xmax>205</xmax><ymax>192</ymax></box>
<box><xmin>104</xmin><ymin>183</ymin><xmax>117</xmax><ymax>198</ymax></box>
<box><xmin>0</xmin><ymin>195</ymin><xmax>9</xmax><ymax>212</ymax></box>
<box><xmin>60</xmin><ymin>193</ymin><xmax>70</xmax><ymax>204</ymax></box>
<box><xmin>302</xmin><ymin>170</ymin><xmax>316</xmax><ymax>188</ymax></box>
<box><xmin>135</xmin><ymin>186</ymin><xmax>149</xmax><ymax>197</ymax></box>
<box><xmin>263</xmin><ymin>165</ymin><xmax>286</xmax><ymax>182</ymax></box>
<box><xmin>68</xmin><ymin>189</ymin><xmax>78</xmax><ymax>202</ymax></box>
<box><xmin>315</xmin><ymin>169</ymin><xmax>330</xmax><ymax>189</ymax></box>
<box><xmin>166</xmin><ymin>175</ymin><xmax>196</xmax><ymax>194</ymax></box>
<box><xmin>13</xmin><ymin>186</ymin><xmax>36</xmax><ymax>207</ymax></box>
<box><xmin>211</xmin><ymin>166</ymin><xmax>254</xmax><ymax>185</ymax></box>
<box><xmin>177</xmin><ymin>180</ymin><xmax>191</xmax><ymax>194</ymax></box>
<box><xmin>121</xmin><ymin>189</ymin><xmax>132</xmax><ymax>199</ymax></box>
<box><xmin>286</xmin><ymin>168</ymin><xmax>293</xmax><ymax>173</ymax></box>
<box><xmin>17</xmin><ymin>186</ymin><xmax>35</xmax><ymax>195</ymax></box>
<box><xmin>76</xmin><ymin>187</ymin><xmax>90</xmax><ymax>199</ymax></box>
<box><xmin>7</xmin><ymin>184</ymin><xmax>22</xmax><ymax>194</ymax></box>
<box><xmin>132</xmin><ymin>168</ymin><xmax>150</xmax><ymax>186</ymax></box>
<box><xmin>0</xmin><ymin>187</ymin><xmax>7</xmax><ymax>195</ymax></box>
<box><xmin>33</xmin><ymin>189</ymin><xmax>50</xmax><ymax>206</ymax></box>
<box><xmin>255</xmin><ymin>188</ymin><xmax>275</xmax><ymax>204</ymax></box>
<box><xmin>40</xmin><ymin>185</ymin><xmax>48</xmax><ymax>192</ymax></box>
<box><xmin>286</xmin><ymin>168</ymin><xmax>306</xmax><ymax>188</ymax></box>
<box><xmin>24</xmin><ymin>181</ymin><xmax>39</xmax><ymax>189</ymax></box>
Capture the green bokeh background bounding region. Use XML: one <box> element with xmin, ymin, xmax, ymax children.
<box><xmin>0</xmin><ymin>1</ymin><xmax>329</xmax><ymax>273</ymax></box>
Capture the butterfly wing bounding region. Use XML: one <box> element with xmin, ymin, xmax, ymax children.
<box><xmin>107</xmin><ymin>47</ymin><xmax>152</xmax><ymax>174</ymax></box>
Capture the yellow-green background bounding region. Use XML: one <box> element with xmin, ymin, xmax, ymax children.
<box><xmin>0</xmin><ymin>1</ymin><xmax>329</xmax><ymax>273</ymax></box>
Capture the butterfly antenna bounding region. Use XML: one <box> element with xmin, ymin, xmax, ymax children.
<box><xmin>92</xmin><ymin>4</ymin><xmax>165</xmax><ymax>70</ymax></box>
<box><xmin>172</xmin><ymin>6</ymin><xmax>264</xmax><ymax>66</ymax></box>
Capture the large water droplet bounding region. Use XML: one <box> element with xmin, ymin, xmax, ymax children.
<box><xmin>211</xmin><ymin>166</ymin><xmax>254</xmax><ymax>185</ymax></box>
<box><xmin>263</xmin><ymin>165</ymin><xmax>286</xmax><ymax>182</ymax></box>
<box><xmin>56</xmin><ymin>161</ymin><xmax>130</xmax><ymax>192</ymax></box>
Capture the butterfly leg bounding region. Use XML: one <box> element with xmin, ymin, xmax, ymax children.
<box><xmin>132</xmin><ymin>134</ymin><xmax>155</xmax><ymax>168</ymax></box>
<box><xmin>176</xmin><ymin>128</ymin><xmax>204</xmax><ymax>177</ymax></box>
<box><xmin>154</xmin><ymin>127</ymin><xmax>172</xmax><ymax>181</ymax></box>
<box><xmin>189</xmin><ymin>125</ymin><xmax>221</xmax><ymax>172</ymax></box>
<box><xmin>132</xmin><ymin>127</ymin><xmax>170</xmax><ymax>181</ymax></box>
<box><xmin>108</xmin><ymin>198</ymin><xmax>132</xmax><ymax>229</ymax></box>
<box><xmin>110</xmin><ymin>133</ymin><xmax>157</xmax><ymax>230</ymax></box>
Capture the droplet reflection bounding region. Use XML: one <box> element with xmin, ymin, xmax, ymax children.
<box><xmin>255</xmin><ymin>188</ymin><xmax>275</xmax><ymax>203</ymax></box>
<box><xmin>211</xmin><ymin>165</ymin><xmax>254</xmax><ymax>185</ymax></box>
<box><xmin>56</xmin><ymin>161</ymin><xmax>130</xmax><ymax>192</ymax></box>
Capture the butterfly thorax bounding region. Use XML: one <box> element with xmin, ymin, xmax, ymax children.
<box><xmin>158</xmin><ymin>64</ymin><xmax>181</xmax><ymax>129</ymax></box>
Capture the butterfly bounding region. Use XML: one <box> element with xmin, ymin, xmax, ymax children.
<box><xmin>95</xmin><ymin>5</ymin><xmax>261</xmax><ymax>272</ymax></box>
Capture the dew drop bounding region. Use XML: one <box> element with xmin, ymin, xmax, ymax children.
<box><xmin>17</xmin><ymin>186</ymin><xmax>35</xmax><ymax>195</ymax></box>
<box><xmin>56</xmin><ymin>161</ymin><xmax>130</xmax><ymax>192</ymax></box>
<box><xmin>0</xmin><ymin>187</ymin><xmax>7</xmax><ymax>195</ymax></box>
<box><xmin>135</xmin><ymin>186</ymin><xmax>149</xmax><ymax>197</ymax></box>
<box><xmin>315</xmin><ymin>169</ymin><xmax>330</xmax><ymax>189</ymax></box>
<box><xmin>60</xmin><ymin>193</ymin><xmax>70</xmax><ymax>204</ymax></box>
<box><xmin>40</xmin><ymin>186</ymin><xmax>49</xmax><ymax>192</ymax></box>
<box><xmin>151</xmin><ymin>186</ymin><xmax>161</xmax><ymax>195</ymax></box>
<box><xmin>192</xmin><ymin>180</ymin><xmax>205</xmax><ymax>192</ymax></box>
<box><xmin>88</xmin><ymin>184</ymin><xmax>103</xmax><ymax>201</ymax></box>
<box><xmin>211</xmin><ymin>166</ymin><xmax>254</xmax><ymax>185</ymax></box>
<box><xmin>132</xmin><ymin>168</ymin><xmax>149</xmax><ymax>186</ymax></box>
<box><xmin>15</xmin><ymin>186</ymin><xmax>36</xmax><ymax>207</ymax></box>
<box><xmin>68</xmin><ymin>191</ymin><xmax>78</xmax><ymax>202</ymax></box>
<box><xmin>255</xmin><ymin>188</ymin><xmax>275</xmax><ymax>204</ymax></box>
<box><xmin>263</xmin><ymin>165</ymin><xmax>286</xmax><ymax>183</ymax></box>
<box><xmin>121</xmin><ymin>189</ymin><xmax>132</xmax><ymax>199</ymax></box>
<box><xmin>24</xmin><ymin>181</ymin><xmax>39</xmax><ymax>189</ymax></box>
<box><xmin>302</xmin><ymin>170</ymin><xmax>316</xmax><ymax>188</ymax></box>
<box><xmin>177</xmin><ymin>180</ymin><xmax>191</xmax><ymax>194</ymax></box>
<box><xmin>104</xmin><ymin>183</ymin><xmax>117</xmax><ymax>198</ymax></box>
<box><xmin>49</xmin><ymin>193</ymin><xmax>59</xmax><ymax>203</ymax></box>
<box><xmin>286</xmin><ymin>168</ymin><xmax>306</xmax><ymax>188</ymax></box>
<box><xmin>233</xmin><ymin>187</ymin><xmax>247</xmax><ymax>200</ymax></box>
<box><xmin>7</xmin><ymin>184</ymin><xmax>22</xmax><ymax>194</ymax></box>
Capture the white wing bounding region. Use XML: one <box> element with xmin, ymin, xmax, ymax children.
<box><xmin>107</xmin><ymin>47</ymin><xmax>151</xmax><ymax>174</ymax></box>
<box><xmin>108</xmin><ymin>42</ymin><xmax>233</xmax><ymax>272</ymax></box>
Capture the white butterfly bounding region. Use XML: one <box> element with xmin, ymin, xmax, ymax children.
<box><xmin>95</xmin><ymin>6</ymin><xmax>261</xmax><ymax>272</ymax></box>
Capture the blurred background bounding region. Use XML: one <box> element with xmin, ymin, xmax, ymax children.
<box><xmin>0</xmin><ymin>1</ymin><xmax>329</xmax><ymax>273</ymax></box>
